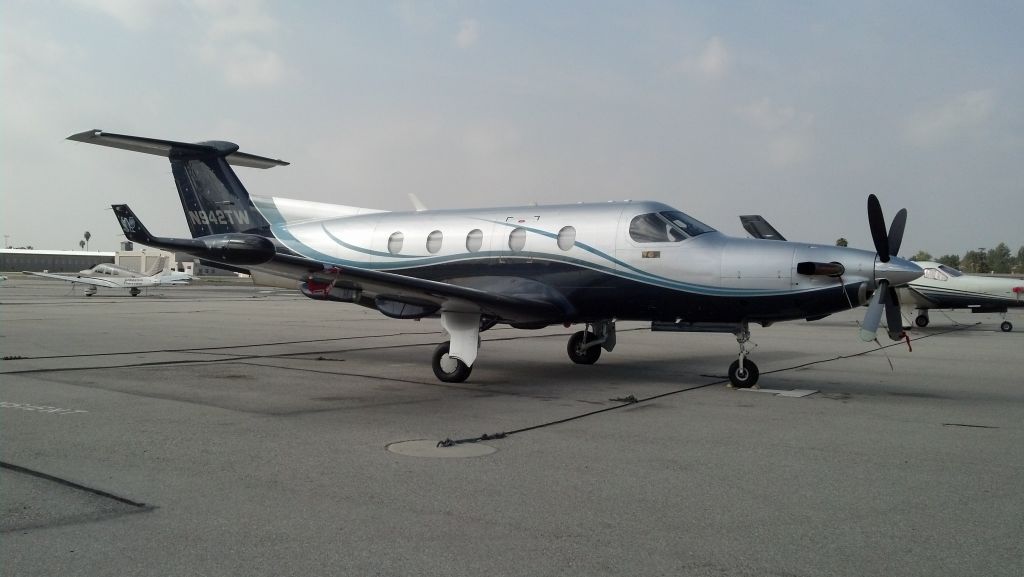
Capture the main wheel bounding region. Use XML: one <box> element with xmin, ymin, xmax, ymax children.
<box><xmin>431</xmin><ymin>342</ymin><xmax>472</xmax><ymax>383</ymax></box>
<box><xmin>728</xmin><ymin>359</ymin><xmax>760</xmax><ymax>388</ymax></box>
<box><xmin>567</xmin><ymin>331</ymin><xmax>601</xmax><ymax>365</ymax></box>
<box><xmin>129</xmin><ymin>288</ymin><xmax>141</xmax><ymax>297</ymax></box>
<box><xmin>915</xmin><ymin>314</ymin><xmax>929</xmax><ymax>328</ymax></box>
<box><xmin>1001</xmin><ymin>321</ymin><xmax>1013</xmax><ymax>332</ymax></box>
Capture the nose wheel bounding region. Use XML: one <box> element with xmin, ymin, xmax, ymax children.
<box><xmin>1001</xmin><ymin>320</ymin><xmax>1013</xmax><ymax>332</ymax></box>
<box><xmin>727</xmin><ymin>325</ymin><xmax>759</xmax><ymax>388</ymax></box>
<box><xmin>728</xmin><ymin>359</ymin><xmax>759</xmax><ymax>388</ymax></box>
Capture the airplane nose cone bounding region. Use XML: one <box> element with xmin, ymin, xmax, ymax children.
<box><xmin>875</xmin><ymin>256</ymin><xmax>922</xmax><ymax>287</ymax></box>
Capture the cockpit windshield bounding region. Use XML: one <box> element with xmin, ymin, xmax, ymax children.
<box><xmin>938</xmin><ymin>264</ymin><xmax>963</xmax><ymax>277</ymax></box>
<box><xmin>629</xmin><ymin>211</ymin><xmax>715</xmax><ymax>243</ymax></box>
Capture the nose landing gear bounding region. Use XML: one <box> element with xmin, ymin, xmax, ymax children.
<box><xmin>727</xmin><ymin>325</ymin><xmax>759</xmax><ymax>388</ymax></box>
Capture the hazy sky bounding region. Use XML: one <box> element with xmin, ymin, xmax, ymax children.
<box><xmin>2</xmin><ymin>1</ymin><xmax>1022</xmax><ymax>256</ymax></box>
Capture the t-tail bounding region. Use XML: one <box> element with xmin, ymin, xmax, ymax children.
<box><xmin>69</xmin><ymin>129</ymin><xmax>287</xmax><ymax>239</ymax></box>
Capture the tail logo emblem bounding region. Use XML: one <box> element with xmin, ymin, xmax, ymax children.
<box><xmin>120</xmin><ymin>216</ymin><xmax>137</xmax><ymax>233</ymax></box>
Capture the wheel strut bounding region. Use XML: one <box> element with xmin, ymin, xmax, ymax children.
<box><xmin>728</xmin><ymin>324</ymin><xmax>760</xmax><ymax>388</ymax></box>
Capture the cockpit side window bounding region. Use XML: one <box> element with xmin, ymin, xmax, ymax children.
<box><xmin>924</xmin><ymin>268</ymin><xmax>949</xmax><ymax>281</ymax></box>
<box><xmin>660</xmin><ymin>211</ymin><xmax>714</xmax><ymax>237</ymax></box>
<box><xmin>629</xmin><ymin>211</ymin><xmax>715</xmax><ymax>243</ymax></box>
<box><xmin>629</xmin><ymin>213</ymin><xmax>678</xmax><ymax>243</ymax></box>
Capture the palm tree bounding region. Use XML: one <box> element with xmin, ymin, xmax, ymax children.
<box><xmin>84</xmin><ymin>231</ymin><xmax>91</xmax><ymax>251</ymax></box>
<box><xmin>79</xmin><ymin>240</ymin><xmax>86</xmax><ymax>250</ymax></box>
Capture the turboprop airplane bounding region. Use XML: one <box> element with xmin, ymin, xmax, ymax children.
<box><xmin>68</xmin><ymin>129</ymin><xmax>922</xmax><ymax>387</ymax></box>
<box><xmin>24</xmin><ymin>256</ymin><xmax>191</xmax><ymax>296</ymax></box>
<box><xmin>900</xmin><ymin>261</ymin><xmax>1023</xmax><ymax>332</ymax></box>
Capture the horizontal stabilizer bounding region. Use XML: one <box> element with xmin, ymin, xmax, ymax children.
<box><xmin>67</xmin><ymin>129</ymin><xmax>288</xmax><ymax>169</ymax></box>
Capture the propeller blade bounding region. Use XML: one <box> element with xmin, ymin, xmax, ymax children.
<box><xmin>867</xmin><ymin>194</ymin><xmax>890</xmax><ymax>262</ymax></box>
<box><xmin>884</xmin><ymin>285</ymin><xmax>904</xmax><ymax>341</ymax></box>
<box><xmin>887</xmin><ymin>208</ymin><xmax>907</xmax><ymax>258</ymax></box>
<box><xmin>859</xmin><ymin>279</ymin><xmax>888</xmax><ymax>341</ymax></box>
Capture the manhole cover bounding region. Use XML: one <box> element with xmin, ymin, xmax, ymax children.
<box><xmin>386</xmin><ymin>439</ymin><xmax>497</xmax><ymax>458</ymax></box>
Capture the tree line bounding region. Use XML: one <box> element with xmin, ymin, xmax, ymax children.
<box><xmin>835</xmin><ymin>238</ymin><xmax>1024</xmax><ymax>274</ymax></box>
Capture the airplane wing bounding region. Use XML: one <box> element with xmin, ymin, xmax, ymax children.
<box><xmin>110</xmin><ymin>203</ymin><xmax>572</xmax><ymax>323</ymax></box>
<box><xmin>23</xmin><ymin>271</ymin><xmax>121</xmax><ymax>288</ymax></box>
<box><xmin>739</xmin><ymin>215</ymin><xmax>787</xmax><ymax>241</ymax></box>
<box><xmin>271</xmin><ymin>253</ymin><xmax>573</xmax><ymax>324</ymax></box>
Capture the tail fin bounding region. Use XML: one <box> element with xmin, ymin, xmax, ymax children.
<box><xmin>143</xmin><ymin>255</ymin><xmax>169</xmax><ymax>276</ymax></box>
<box><xmin>69</xmin><ymin>130</ymin><xmax>287</xmax><ymax>239</ymax></box>
<box><xmin>113</xmin><ymin>204</ymin><xmax>157</xmax><ymax>244</ymax></box>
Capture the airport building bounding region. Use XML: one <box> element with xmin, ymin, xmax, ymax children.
<box><xmin>0</xmin><ymin>249</ymin><xmax>115</xmax><ymax>273</ymax></box>
<box><xmin>1</xmin><ymin>243</ymin><xmax>240</xmax><ymax>277</ymax></box>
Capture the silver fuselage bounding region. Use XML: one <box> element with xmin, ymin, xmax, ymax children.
<box><xmin>252</xmin><ymin>198</ymin><xmax>918</xmax><ymax>324</ymax></box>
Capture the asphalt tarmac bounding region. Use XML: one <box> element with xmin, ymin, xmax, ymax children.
<box><xmin>2</xmin><ymin>276</ymin><xmax>1021</xmax><ymax>576</ymax></box>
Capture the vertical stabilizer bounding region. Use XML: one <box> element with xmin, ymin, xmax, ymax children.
<box><xmin>68</xmin><ymin>130</ymin><xmax>288</xmax><ymax>239</ymax></box>
<box><xmin>144</xmin><ymin>255</ymin><xmax>169</xmax><ymax>276</ymax></box>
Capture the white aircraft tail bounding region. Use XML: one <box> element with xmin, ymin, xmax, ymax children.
<box><xmin>144</xmin><ymin>255</ymin><xmax>169</xmax><ymax>276</ymax></box>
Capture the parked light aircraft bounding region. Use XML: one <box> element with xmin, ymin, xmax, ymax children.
<box><xmin>68</xmin><ymin>129</ymin><xmax>922</xmax><ymax>387</ymax></box>
<box><xmin>900</xmin><ymin>261</ymin><xmax>1023</xmax><ymax>332</ymax></box>
<box><xmin>24</xmin><ymin>256</ymin><xmax>191</xmax><ymax>296</ymax></box>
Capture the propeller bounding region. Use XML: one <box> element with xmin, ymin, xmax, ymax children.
<box><xmin>860</xmin><ymin>195</ymin><xmax>914</xmax><ymax>342</ymax></box>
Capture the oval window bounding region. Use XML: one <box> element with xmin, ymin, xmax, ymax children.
<box><xmin>387</xmin><ymin>232</ymin><xmax>404</xmax><ymax>255</ymax></box>
<box><xmin>508</xmin><ymin>227</ymin><xmax>526</xmax><ymax>252</ymax></box>
<box><xmin>426</xmin><ymin>230</ymin><xmax>443</xmax><ymax>254</ymax></box>
<box><xmin>466</xmin><ymin>229</ymin><xmax>483</xmax><ymax>253</ymax></box>
<box><xmin>557</xmin><ymin>226</ymin><xmax>576</xmax><ymax>251</ymax></box>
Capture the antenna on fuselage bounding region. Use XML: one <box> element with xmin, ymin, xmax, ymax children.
<box><xmin>408</xmin><ymin>193</ymin><xmax>428</xmax><ymax>212</ymax></box>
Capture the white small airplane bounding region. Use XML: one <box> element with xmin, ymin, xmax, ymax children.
<box><xmin>900</xmin><ymin>261</ymin><xmax>1024</xmax><ymax>332</ymax></box>
<box><xmin>68</xmin><ymin>129</ymin><xmax>922</xmax><ymax>387</ymax></box>
<box><xmin>24</xmin><ymin>256</ymin><xmax>191</xmax><ymax>296</ymax></box>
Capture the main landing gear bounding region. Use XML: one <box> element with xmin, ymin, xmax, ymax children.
<box><xmin>914</xmin><ymin>309</ymin><xmax>929</xmax><ymax>328</ymax></box>
<box><xmin>431</xmin><ymin>311</ymin><xmax>483</xmax><ymax>383</ymax></box>
<box><xmin>567</xmin><ymin>321</ymin><xmax>616</xmax><ymax>365</ymax></box>
<box><xmin>1000</xmin><ymin>313</ymin><xmax>1013</xmax><ymax>332</ymax></box>
<box><xmin>432</xmin><ymin>342</ymin><xmax>472</xmax><ymax>382</ymax></box>
<box><xmin>129</xmin><ymin>287</ymin><xmax>141</xmax><ymax>297</ymax></box>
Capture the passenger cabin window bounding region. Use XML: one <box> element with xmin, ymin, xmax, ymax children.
<box><xmin>508</xmin><ymin>227</ymin><xmax>527</xmax><ymax>252</ymax></box>
<box><xmin>426</xmin><ymin>230</ymin><xmax>443</xmax><ymax>254</ymax></box>
<box><xmin>557</xmin><ymin>226</ymin><xmax>576</xmax><ymax>251</ymax></box>
<box><xmin>628</xmin><ymin>211</ymin><xmax>713</xmax><ymax>243</ymax></box>
<box><xmin>387</xmin><ymin>232</ymin><xmax>404</xmax><ymax>255</ymax></box>
<box><xmin>466</xmin><ymin>229</ymin><xmax>483</xmax><ymax>253</ymax></box>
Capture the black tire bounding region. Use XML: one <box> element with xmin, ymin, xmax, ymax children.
<box><xmin>432</xmin><ymin>342</ymin><xmax>472</xmax><ymax>383</ymax></box>
<box><xmin>728</xmin><ymin>359</ymin><xmax>759</xmax><ymax>388</ymax></box>
<box><xmin>1001</xmin><ymin>321</ymin><xmax>1013</xmax><ymax>332</ymax></box>
<box><xmin>129</xmin><ymin>288</ymin><xmax>141</xmax><ymax>297</ymax></box>
<box><xmin>567</xmin><ymin>331</ymin><xmax>601</xmax><ymax>365</ymax></box>
<box><xmin>915</xmin><ymin>315</ymin><xmax>929</xmax><ymax>328</ymax></box>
